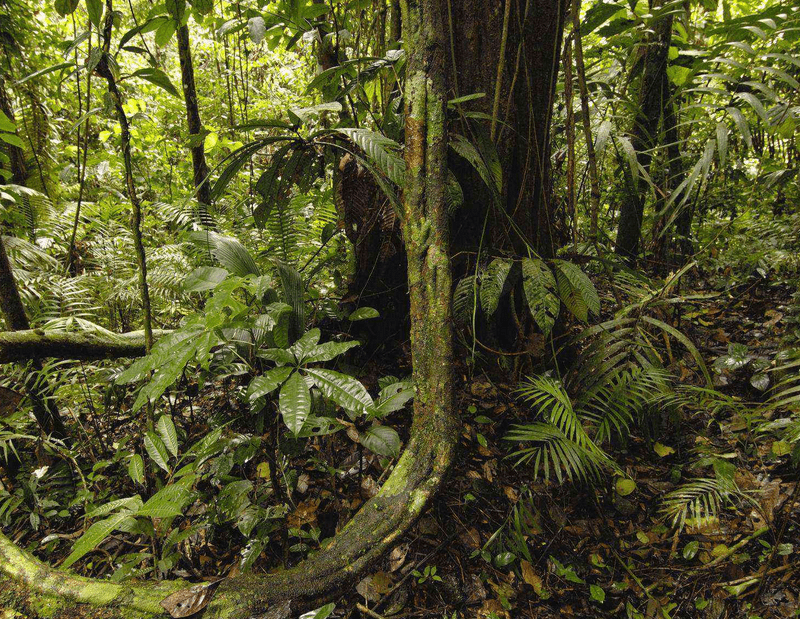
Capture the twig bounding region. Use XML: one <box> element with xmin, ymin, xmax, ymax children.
<box><xmin>694</xmin><ymin>526</ymin><xmax>770</xmax><ymax>571</ymax></box>
<box><xmin>357</xmin><ymin>603</ymin><xmax>388</xmax><ymax>619</ymax></box>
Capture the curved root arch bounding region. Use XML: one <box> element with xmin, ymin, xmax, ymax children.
<box><xmin>0</xmin><ymin>405</ymin><xmax>458</xmax><ymax>618</ymax></box>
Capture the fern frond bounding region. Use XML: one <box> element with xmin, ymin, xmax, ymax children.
<box><xmin>505</xmin><ymin>422</ymin><xmax>608</xmax><ymax>484</ymax></box>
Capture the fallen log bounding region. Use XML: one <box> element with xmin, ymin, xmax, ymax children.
<box><xmin>0</xmin><ymin>329</ymin><xmax>170</xmax><ymax>364</ymax></box>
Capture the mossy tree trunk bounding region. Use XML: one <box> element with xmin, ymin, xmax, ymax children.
<box><xmin>0</xmin><ymin>0</ymin><xmax>458</xmax><ymax>615</ymax></box>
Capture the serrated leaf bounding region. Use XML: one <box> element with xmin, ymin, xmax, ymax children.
<box><xmin>521</xmin><ymin>258</ymin><xmax>559</xmax><ymax>336</ymax></box>
<box><xmin>304</xmin><ymin>368</ymin><xmax>373</xmax><ymax>418</ymax></box>
<box><xmin>144</xmin><ymin>432</ymin><xmax>171</xmax><ymax>473</ymax></box>
<box><xmin>157</xmin><ymin>415</ymin><xmax>179</xmax><ymax>458</ymax></box>
<box><xmin>480</xmin><ymin>258</ymin><xmax>512</xmax><ymax>317</ymax></box>
<box><xmin>554</xmin><ymin>260</ymin><xmax>600</xmax><ymax>323</ymax></box>
<box><xmin>279</xmin><ymin>371</ymin><xmax>311</xmax><ymax>435</ymax></box>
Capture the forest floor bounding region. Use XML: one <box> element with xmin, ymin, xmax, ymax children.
<box><xmin>6</xmin><ymin>276</ymin><xmax>799</xmax><ymax>619</ymax></box>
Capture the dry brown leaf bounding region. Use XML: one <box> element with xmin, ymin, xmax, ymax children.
<box><xmin>159</xmin><ymin>578</ymin><xmax>225</xmax><ymax>618</ymax></box>
<box><xmin>520</xmin><ymin>560</ymin><xmax>544</xmax><ymax>596</ymax></box>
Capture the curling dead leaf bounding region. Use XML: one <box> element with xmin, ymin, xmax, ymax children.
<box><xmin>160</xmin><ymin>578</ymin><xmax>224</xmax><ymax>618</ymax></box>
<box><xmin>389</xmin><ymin>543</ymin><xmax>409</xmax><ymax>572</ymax></box>
<box><xmin>520</xmin><ymin>560</ymin><xmax>544</xmax><ymax>597</ymax></box>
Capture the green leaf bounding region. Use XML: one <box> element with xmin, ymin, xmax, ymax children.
<box><xmin>0</xmin><ymin>112</ymin><xmax>14</xmax><ymax>133</ymax></box>
<box><xmin>589</xmin><ymin>584</ymin><xmax>605</xmax><ymax>604</ymax></box>
<box><xmin>521</xmin><ymin>258</ymin><xmax>559</xmax><ymax>336</ymax></box>
<box><xmin>247</xmin><ymin>366</ymin><xmax>293</xmax><ymax>401</ymax></box>
<box><xmin>248</xmin><ymin>16</ymin><xmax>266</xmax><ymax>44</ymax></box>
<box><xmin>128</xmin><ymin>454</ymin><xmax>145</xmax><ymax>485</ymax></box>
<box><xmin>85</xmin><ymin>0</ymin><xmax>103</xmax><ymax>26</ymax></box>
<box><xmin>554</xmin><ymin>260</ymin><xmax>600</xmax><ymax>323</ymax></box>
<box><xmin>130</xmin><ymin>68</ymin><xmax>180</xmax><ymax>98</ymax></box>
<box><xmin>288</xmin><ymin>328</ymin><xmax>322</xmax><ymax>362</ymax></box>
<box><xmin>144</xmin><ymin>432</ymin><xmax>171</xmax><ymax>473</ymax></box>
<box><xmin>288</xmin><ymin>102</ymin><xmax>342</xmax><ymax>125</ymax></box>
<box><xmin>335</xmin><ymin>128</ymin><xmax>404</xmax><ymax>185</ymax></box>
<box><xmin>258</xmin><ymin>347</ymin><xmax>296</xmax><ymax>366</ymax></box>
<box><xmin>480</xmin><ymin>258</ymin><xmax>512</xmax><ymax>317</ymax></box>
<box><xmin>183</xmin><ymin>266</ymin><xmax>229</xmax><ymax>292</ymax></box>
<box><xmin>683</xmin><ymin>540</ymin><xmax>699</xmax><ymax>560</ymax></box>
<box><xmin>154</xmin><ymin>19</ymin><xmax>177</xmax><ymax>47</ymax></box>
<box><xmin>157</xmin><ymin>415</ymin><xmax>179</xmax><ymax>458</ymax></box>
<box><xmin>54</xmin><ymin>0</ymin><xmax>80</xmax><ymax>16</ymax></box>
<box><xmin>304</xmin><ymin>368</ymin><xmax>374</xmax><ymax>418</ymax></box>
<box><xmin>360</xmin><ymin>425</ymin><xmax>401</xmax><ymax>457</ymax></box>
<box><xmin>137</xmin><ymin>478</ymin><xmax>196</xmax><ymax>519</ymax></box>
<box><xmin>348</xmin><ymin>307</ymin><xmax>380</xmax><ymax>321</ymax></box>
<box><xmin>615</xmin><ymin>478</ymin><xmax>636</xmax><ymax>496</ymax></box>
<box><xmin>85</xmin><ymin>496</ymin><xmax>143</xmax><ymax>519</ymax></box>
<box><xmin>63</xmin><ymin>512</ymin><xmax>133</xmax><ymax>567</ymax></box>
<box><xmin>302</xmin><ymin>340</ymin><xmax>360</xmax><ymax>365</ymax></box>
<box><xmin>279</xmin><ymin>372</ymin><xmax>311</xmax><ymax>435</ymax></box>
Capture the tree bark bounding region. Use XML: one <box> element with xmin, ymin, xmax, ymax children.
<box><xmin>0</xmin><ymin>328</ymin><xmax>166</xmax><ymax>364</ymax></box>
<box><xmin>448</xmin><ymin>0</ymin><xmax>567</xmax><ymax>261</ymax></box>
<box><xmin>0</xmin><ymin>0</ymin><xmax>458</xmax><ymax>614</ymax></box>
<box><xmin>176</xmin><ymin>24</ymin><xmax>213</xmax><ymax>222</ymax></box>
<box><xmin>614</xmin><ymin>4</ymin><xmax>673</xmax><ymax>263</ymax></box>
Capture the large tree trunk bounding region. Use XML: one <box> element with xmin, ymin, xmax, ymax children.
<box><xmin>448</xmin><ymin>0</ymin><xmax>568</xmax><ymax>261</ymax></box>
<box><xmin>0</xmin><ymin>0</ymin><xmax>458</xmax><ymax>615</ymax></box>
<box><xmin>614</xmin><ymin>4</ymin><xmax>673</xmax><ymax>263</ymax></box>
<box><xmin>176</xmin><ymin>24</ymin><xmax>213</xmax><ymax>222</ymax></box>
